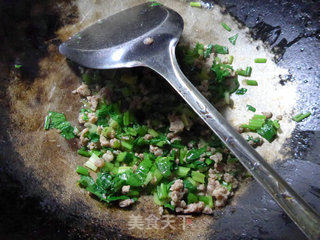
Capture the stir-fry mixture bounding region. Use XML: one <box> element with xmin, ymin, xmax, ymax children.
<box><xmin>43</xmin><ymin>18</ymin><xmax>299</xmax><ymax>214</ymax></box>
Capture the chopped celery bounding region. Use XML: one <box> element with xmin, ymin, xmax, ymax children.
<box><xmin>187</xmin><ymin>193</ymin><xmax>198</xmax><ymax>204</ymax></box>
<box><xmin>84</xmin><ymin>160</ymin><xmax>97</xmax><ymax>172</ymax></box>
<box><xmin>191</xmin><ymin>171</ymin><xmax>205</xmax><ymax>183</ymax></box>
<box><xmin>76</xmin><ymin>166</ymin><xmax>89</xmax><ymax>176</ymax></box>
<box><xmin>221</xmin><ymin>22</ymin><xmax>231</xmax><ymax>31</ymax></box>
<box><xmin>176</xmin><ymin>166</ymin><xmax>190</xmax><ymax>177</ymax></box>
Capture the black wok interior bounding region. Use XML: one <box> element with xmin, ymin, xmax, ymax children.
<box><xmin>0</xmin><ymin>0</ymin><xmax>319</xmax><ymax>239</ymax></box>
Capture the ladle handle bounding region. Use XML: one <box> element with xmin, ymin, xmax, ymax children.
<box><xmin>147</xmin><ymin>42</ymin><xmax>320</xmax><ymax>240</ymax></box>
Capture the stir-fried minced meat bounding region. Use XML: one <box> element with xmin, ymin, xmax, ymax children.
<box><xmin>73</xmin><ymin>83</ymin><xmax>91</xmax><ymax>97</ymax></box>
<box><xmin>184</xmin><ymin>201</ymin><xmax>205</xmax><ymax>213</ymax></box>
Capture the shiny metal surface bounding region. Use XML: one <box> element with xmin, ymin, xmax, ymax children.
<box><xmin>59</xmin><ymin>3</ymin><xmax>320</xmax><ymax>239</ymax></box>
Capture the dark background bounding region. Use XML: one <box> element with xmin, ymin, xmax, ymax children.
<box><xmin>0</xmin><ymin>0</ymin><xmax>319</xmax><ymax>239</ymax></box>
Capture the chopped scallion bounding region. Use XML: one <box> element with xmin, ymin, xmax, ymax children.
<box><xmin>190</xmin><ymin>2</ymin><xmax>202</xmax><ymax>7</ymax></box>
<box><xmin>76</xmin><ymin>165</ymin><xmax>89</xmax><ymax>176</ymax></box>
<box><xmin>228</xmin><ymin>33</ymin><xmax>238</xmax><ymax>45</ymax></box>
<box><xmin>292</xmin><ymin>112</ymin><xmax>311</xmax><ymax>122</ymax></box>
<box><xmin>235</xmin><ymin>88</ymin><xmax>247</xmax><ymax>95</ymax></box>
<box><xmin>254</xmin><ymin>58</ymin><xmax>267</xmax><ymax>63</ymax></box>
<box><xmin>246</xmin><ymin>104</ymin><xmax>256</xmax><ymax>112</ymax></box>
<box><xmin>221</xmin><ymin>22</ymin><xmax>231</xmax><ymax>31</ymax></box>
<box><xmin>213</xmin><ymin>44</ymin><xmax>229</xmax><ymax>54</ymax></box>
<box><xmin>245</xmin><ymin>80</ymin><xmax>258</xmax><ymax>86</ymax></box>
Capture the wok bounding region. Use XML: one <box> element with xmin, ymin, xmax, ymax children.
<box><xmin>0</xmin><ymin>0</ymin><xmax>319</xmax><ymax>239</ymax></box>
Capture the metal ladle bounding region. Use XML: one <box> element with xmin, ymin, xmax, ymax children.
<box><xmin>59</xmin><ymin>3</ymin><xmax>320</xmax><ymax>239</ymax></box>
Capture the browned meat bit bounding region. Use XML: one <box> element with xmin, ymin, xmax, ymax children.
<box><xmin>143</xmin><ymin>134</ymin><xmax>153</xmax><ymax>140</ymax></box>
<box><xmin>87</xmin><ymin>141</ymin><xmax>99</xmax><ymax>150</ymax></box>
<box><xmin>119</xmin><ymin>199</ymin><xmax>134</xmax><ymax>208</ymax></box>
<box><xmin>87</xmin><ymin>95</ymin><xmax>99</xmax><ymax>111</ymax></box>
<box><xmin>169</xmin><ymin>179</ymin><xmax>187</xmax><ymax>208</ymax></box>
<box><xmin>207</xmin><ymin>178</ymin><xmax>230</xmax><ymax>207</ymax></box>
<box><xmin>143</xmin><ymin>37</ymin><xmax>154</xmax><ymax>45</ymax></box>
<box><xmin>72</xmin><ymin>83</ymin><xmax>91</xmax><ymax>97</ymax></box>
<box><xmin>276</xmin><ymin>115</ymin><xmax>283</xmax><ymax>120</ymax></box>
<box><xmin>223</xmin><ymin>173</ymin><xmax>238</xmax><ymax>189</ymax></box>
<box><xmin>122</xmin><ymin>185</ymin><xmax>130</xmax><ymax>194</ymax></box>
<box><xmin>209</xmin><ymin>152</ymin><xmax>223</xmax><ymax>162</ymax></box>
<box><xmin>237</xmin><ymin>126</ymin><xmax>244</xmax><ymax>133</ymax></box>
<box><xmin>183</xmin><ymin>201</ymin><xmax>205</xmax><ymax>213</ymax></box>
<box><xmin>78</xmin><ymin>113</ymin><xmax>86</xmax><ymax>124</ymax></box>
<box><xmin>94</xmin><ymin>158</ymin><xmax>105</xmax><ymax>168</ymax></box>
<box><xmin>197</xmin><ymin>184</ymin><xmax>205</xmax><ymax>192</ymax></box>
<box><xmin>88</xmin><ymin>112</ymin><xmax>97</xmax><ymax>123</ymax></box>
<box><xmin>168</xmin><ymin>115</ymin><xmax>184</xmax><ymax>133</ymax></box>
<box><xmin>100</xmin><ymin>135</ymin><xmax>110</xmax><ymax>147</ymax></box>
<box><xmin>102</xmin><ymin>150</ymin><xmax>114</xmax><ymax>162</ymax></box>
<box><xmin>202</xmin><ymin>206</ymin><xmax>213</xmax><ymax>215</ymax></box>
<box><xmin>79</xmin><ymin>128</ymin><xmax>89</xmax><ymax>146</ymax></box>
<box><xmin>262</xmin><ymin>111</ymin><xmax>273</xmax><ymax>119</ymax></box>
<box><xmin>150</xmin><ymin>145</ymin><xmax>163</xmax><ymax>156</ymax></box>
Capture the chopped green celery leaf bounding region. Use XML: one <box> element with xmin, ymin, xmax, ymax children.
<box><xmin>153</xmin><ymin>192</ymin><xmax>164</xmax><ymax>205</ymax></box>
<box><xmin>164</xmin><ymin>203</ymin><xmax>175</xmax><ymax>211</ymax></box>
<box><xmin>116</xmin><ymin>152</ymin><xmax>127</xmax><ymax>162</ymax></box>
<box><xmin>76</xmin><ymin>166</ymin><xmax>89</xmax><ymax>176</ymax></box>
<box><xmin>84</xmin><ymin>160</ymin><xmax>97</xmax><ymax>172</ymax></box>
<box><xmin>191</xmin><ymin>171</ymin><xmax>205</xmax><ymax>183</ymax></box>
<box><xmin>149</xmin><ymin>135</ymin><xmax>170</xmax><ymax>147</ymax></box>
<box><xmin>156</xmin><ymin>157</ymin><xmax>172</xmax><ymax>178</ymax></box>
<box><xmin>45</xmin><ymin>111</ymin><xmax>75</xmax><ymax>139</ymax></box>
<box><xmin>184</xmin><ymin>178</ymin><xmax>198</xmax><ymax>192</ymax></box>
<box><xmin>254</xmin><ymin>58</ymin><xmax>267</xmax><ymax>63</ymax></box>
<box><xmin>210</xmin><ymin>57</ymin><xmax>233</xmax><ymax>82</ymax></box>
<box><xmin>273</xmin><ymin>120</ymin><xmax>280</xmax><ymax>129</ymax></box>
<box><xmin>176</xmin><ymin>166</ymin><xmax>190</xmax><ymax>177</ymax></box>
<box><xmin>118</xmin><ymin>166</ymin><xmax>131</xmax><ymax>174</ymax></box>
<box><xmin>214</xmin><ymin>44</ymin><xmax>229</xmax><ymax>54</ymax></box>
<box><xmin>187</xmin><ymin>193</ymin><xmax>198</xmax><ymax>204</ymax></box>
<box><xmin>257</xmin><ymin>120</ymin><xmax>277</xmax><ymax>142</ymax></box>
<box><xmin>228</xmin><ymin>33</ymin><xmax>238</xmax><ymax>45</ymax></box>
<box><xmin>221</xmin><ymin>181</ymin><xmax>233</xmax><ymax>191</ymax></box>
<box><xmin>235</xmin><ymin>88</ymin><xmax>247</xmax><ymax>95</ymax></box>
<box><xmin>90</xmin><ymin>150</ymin><xmax>103</xmax><ymax>157</ymax></box>
<box><xmin>221</xmin><ymin>22</ymin><xmax>231</xmax><ymax>31</ymax></box>
<box><xmin>179</xmin><ymin>147</ymin><xmax>188</xmax><ymax>164</ymax></box>
<box><xmin>121</xmin><ymin>141</ymin><xmax>133</xmax><ymax>150</ymax></box>
<box><xmin>102</xmin><ymin>162</ymin><xmax>114</xmax><ymax>173</ymax></box>
<box><xmin>123</xmin><ymin>111</ymin><xmax>130</xmax><ymax>126</ymax></box>
<box><xmin>186</xmin><ymin>148</ymin><xmax>206</xmax><ymax>162</ymax></box>
<box><xmin>78</xmin><ymin>148</ymin><xmax>91</xmax><ymax>157</ymax></box>
<box><xmin>153</xmin><ymin>168</ymin><xmax>163</xmax><ymax>182</ymax></box>
<box><xmin>292</xmin><ymin>111</ymin><xmax>311</xmax><ymax>122</ymax></box>
<box><xmin>14</xmin><ymin>64</ymin><xmax>22</xmax><ymax>69</ymax></box>
<box><xmin>252</xmin><ymin>114</ymin><xmax>267</xmax><ymax>120</ymax></box>
<box><xmin>87</xmin><ymin>132</ymin><xmax>99</xmax><ymax>143</ymax></box>
<box><xmin>245</xmin><ymin>80</ymin><xmax>258</xmax><ymax>86</ymax></box>
<box><xmin>228</xmin><ymin>55</ymin><xmax>234</xmax><ymax>64</ymax></box>
<box><xmin>190</xmin><ymin>2</ymin><xmax>201</xmax><ymax>7</ymax></box>
<box><xmin>148</xmin><ymin>128</ymin><xmax>159</xmax><ymax>137</ymax></box>
<box><xmin>143</xmin><ymin>171</ymin><xmax>153</xmax><ymax>185</ymax></box>
<box><xmin>246</xmin><ymin>104</ymin><xmax>256</xmax><ymax>112</ymax></box>
<box><xmin>205</xmin><ymin>158</ymin><xmax>213</xmax><ymax>165</ymax></box>
<box><xmin>190</xmin><ymin>161</ymin><xmax>208</xmax><ymax>172</ymax></box>
<box><xmin>78</xmin><ymin>175</ymin><xmax>95</xmax><ymax>188</ymax></box>
<box><xmin>157</xmin><ymin>183</ymin><xmax>169</xmax><ymax>201</ymax></box>
<box><xmin>135</xmin><ymin>158</ymin><xmax>153</xmax><ymax>182</ymax></box>
<box><xmin>198</xmin><ymin>195</ymin><xmax>214</xmax><ymax>208</ymax></box>
<box><xmin>203</xmin><ymin>44</ymin><xmax>213</xmax><ymax>58</ymax></box>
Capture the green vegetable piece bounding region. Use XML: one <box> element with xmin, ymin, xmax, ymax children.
<box><xmin>84</xmin><ymin>160</ymin><xmax>97</xmax><ymax>172</ymax></box>
<box><xmin>245</xmin><ymin>80</ymin><xmax>258</xmax><ymax>86</ymax></box>
<box><xmin>203</xmin><ymin>44</ymin><xmax>213</xmax><ymax>58</ymax></box>
<box><xmin>176</xmin><ymin>166</ymin><xmax>190</xmax><ymax>177</ymax></box>
<box><xmin>78</xmin><ymin>148</ymin><xmax>91</xmax><ymax>157</ymax></box>
<box><xmin>228</xmin><ymin>55</ymin><xmax>234</xmax><ymax>64</ymax></box>
<box><xmin>235</xmin><ymin>88</ymin><xmax>247</xmax><ymax>95</ymax></box>
<box><xmin>187</xmin><ymin>193</ymin><xmax>198</xmax><ymax>204</ymax></box>
<box><xmin>164</xmin><ymin>203</ymin><xmax>175</xmax><ymax>211</ymax></box>
<box><xmin>191</xmin><ymin>171</ymin><xmax>205</xmax><ymax>183</ymax></box>
<box><xmin>221</xmin><ymin>181</ymin><xmax>233</xmax><ymax>191</ymax></box>
<box><xmin>254</xmin><ymin>58</ymin><xmax>267</xmax><ymax>63</ymax></box>
<box><xmin>117</xmin><ymin>152</ymin><xmax>127</xmax><ymax>162</ymax></box>
<box><xmin>123</xmin><ymin>111</ymin><xmax>130</xmax><ymax>126</ymax></box>
<box><xmin>257</xmin><ymin>119</ymin><xmax>277</xmax><ymax>142</ymax></box>
<box><xmin>76</xmin><ymin>166</ymin><xmax>89</xmax><ymax>176</ymax></box>
<box><xmin>273</xmin><ymin>120</ymin><xmax>280</xmax><ymax>129</ymax></box>
<box><xmin>153</xmin><ymin>168</ymin><xmax>163</xmax><ymax>183</ymax></box>
<box><xmin>237</xmin><ymin>66</ymin><xmax>252</xmax><ymax>77</ymax></box>
<box><xmin>121</xmin><ymin>141</ymin><xmax>133</xmax><ymax>151</ymax></box>
<box><xmin>228</xmin><ymin>33</ymin><xmax>238</xmax><ymax>45</ymax></box>
<box><xmin>214</xmin><ymin>44</ymin><xmax>229</xmax><ymax>54</ymax></box>
<box><xmin>153</xmin><ymin>192</ymin><xmax>164</xmax><ymax>205</ymax></box>
<box><xmin>14</xmin><ymin>64</ymin><xmax>22</xmax><ymax>69</ymax></box>
<box><xmin>81</xmin><ymin>73</ymin><xmax>91</xmax><ymax>85</ymax></box>
<box><xmin>246</xmin><ymin>104</ymin><xmax>256</xmax><ymax>112</ymax></box>
<box><xmin>156</xmin><ymin>157</ymin><xmax>172</xmax><ymax>178</ymax></box>
<box><xmin>190</xmin><ymin>2</ymin><xmax>201</xmax><ymax>7</ymax></box>
<box><xmin>292</xmin><ymin>111</ymin><xmax>311</xmax><ymax>122</ymax></box>
<box><xmin>44</xmin><ymin>111</ymin><xmax>75</xmax><ymax>140</ymax></box>
<box><xmin>198</xmin><ymin>195</ymin><xmax>214</xmax><ymax>208</ymax></box>
<box><xmin>148</xmin><ymin>128</ymin><xmax>159</xmax><ymax>137</ymax></box>
<box><xmin>221</xmin><ymin>22</ymin><xmax>231</xmax><ymax>31</ymax></box>
<box><xmin>157</xmin><ymin>183</ymin><xmax>169</xmax><ymax>201</ymax></box>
